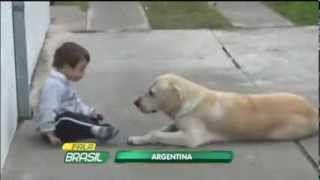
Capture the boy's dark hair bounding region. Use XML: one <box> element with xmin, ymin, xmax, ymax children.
<box><xmin>53</xmin><ymin>42</ymin><xmax>90</xmax><ymax>69</ymax></box>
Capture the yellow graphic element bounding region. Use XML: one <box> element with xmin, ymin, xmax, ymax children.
<box><xmin>62</xmin><ymin>143</ymin><xmax>96</xmax><ymax>151</ymax></box>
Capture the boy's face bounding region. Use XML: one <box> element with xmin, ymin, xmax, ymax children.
<box><xmin>63</xmin><ymin>59</ymin><xmax>88</xmax><ymax>81</ymax></box>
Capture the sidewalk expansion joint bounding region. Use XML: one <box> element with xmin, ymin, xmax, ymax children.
<box><xmin>72</xmin><ymin>29</ymin><xmax>152</xmax><ymax>34</ymax></box>
<box><xmin>71</xmin><ymin>30</ymin><xmax>104</xmax><ymax>33</ymax></box>
<box><xmin>295</xmin><ymin>141</ymin><xmax>320</xmax><ymax>174</ymax></box>
<box><xmin>221</xmin><ymin>46</ymin><xmax>241</xmax><ymax>69</ymax></box>
<box><xmin>210</xmin><ymin>31</ymin><xmax>260</xmax><ymax>90</ymax></box>
<box><xmin>232</xmin><ymin>25</ymin><xmax>295</xmax><ymax>31</ymax></box>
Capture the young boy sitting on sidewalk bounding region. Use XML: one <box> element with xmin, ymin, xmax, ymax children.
<box><xmin>35</xmin><ymin>42</ymin><xmax>119</xmax><ymax>145</ymax></box>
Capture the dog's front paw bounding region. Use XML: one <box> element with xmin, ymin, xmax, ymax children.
<box><xmin>127</xmin><ymin>136</ymin><xmax>146</xmax><ymax>145</ymax></box>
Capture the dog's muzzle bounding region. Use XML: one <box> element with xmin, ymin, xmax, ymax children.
<box><xmin>134</xmin><ymin>98</ymin><xmax>157</xmax><ymax>113</ymax></box>
<box><xmin>134</xmin><ymin>98</ymin><xmax>141</xmax><ymax>108</ymax></box>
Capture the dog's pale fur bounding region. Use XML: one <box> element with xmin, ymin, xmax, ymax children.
<box><xmin>128</xmin><ymin>74</ymin><xmax>318</xmax><ymax>147</ymax></box>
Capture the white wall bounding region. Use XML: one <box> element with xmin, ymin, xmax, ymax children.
<box><xmin>1</xmin><ymin>1</ymin><xmax>49</xmax><ymax>171</ymax></box>
<box><xmin>1</xmin><ymin>1</ymin><xmax>18</xmax><ymax>171</ymax></box>
<box><xmin>25</xmin><ymin>2</ymin><xmax>50</xmax><ymax>83</ymax></box>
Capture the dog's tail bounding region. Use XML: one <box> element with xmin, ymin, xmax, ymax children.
<box><xmin>304</xmin><ymin>107</ymin><xmax>319</xmax><ymax>136</ymax></box>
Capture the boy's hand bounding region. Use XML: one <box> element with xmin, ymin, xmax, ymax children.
<box><xmin>95</xmin><ymin>113</ymin><xmax>104</xmax><ymax>121</ymax></box>
<box><xmin>46</xmin><ymin>132</ymin><xmax>62</xmax><ymax>146</ymax></box>
<box><xmin>91</xmin><ymin>112</ymin><xmax>104</xmax><ymax>121</ymax></box>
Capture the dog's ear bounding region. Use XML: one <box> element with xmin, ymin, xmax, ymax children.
<box><xmin>169</xmin><ymin>83</ymin><xmax>183</xmax><ymax>102</ymax></box>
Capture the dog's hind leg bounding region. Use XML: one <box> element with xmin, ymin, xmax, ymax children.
<box><xmin>267</xmin><ymin>115</ymin><xmax>318</xmax><ymax>140</ymax></box>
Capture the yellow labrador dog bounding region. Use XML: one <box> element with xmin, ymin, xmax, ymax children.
<box><xmin>128</xmin><ymin>74</ymin><xmax>318</xmax><ymax>147</ymax></box>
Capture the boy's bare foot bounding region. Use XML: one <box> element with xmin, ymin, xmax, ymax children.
<box><xmin>47</xmin><ymin>133</ymin><xmax>62</xmax><ymax>146</ymax></box>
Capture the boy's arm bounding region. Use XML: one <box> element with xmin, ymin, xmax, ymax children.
<box><xmin>76</xmin><ymin>96</ymin><xmax>96</xmax><ymax>116</ymax></box>
<box><xmin>37</xmin><ymin>80</ymin><xmax>63</xmax><ymax>132</ymax></box>
<box><xmin>77</xmin><ymin>99</ymin><xmax>104</xmax><ymax>121</ymax></box>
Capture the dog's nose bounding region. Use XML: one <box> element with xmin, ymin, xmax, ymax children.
<box><xmin>134</xmin><ymin>98</ymin><xmax>140</xmax><ymax>107</ymax></box>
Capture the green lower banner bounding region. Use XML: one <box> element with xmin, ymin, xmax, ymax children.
<box><xmin>115</xmin><ymin>150</ymin><xmax>233</xmax><ymax>163</ymax></box>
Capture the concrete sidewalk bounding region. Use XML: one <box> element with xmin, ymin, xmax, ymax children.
<box><xmin>87</xmin><ymin>2</ymin><xmax>150</xmax><ymax>31</ymax></box>
<box><xmin>2</xmin><ymin>27</ymin><xmax>318</xmax><ymax>180</ymax></box>
<box><xmin>213</xmin><ymin>1</ymin><xmax>293</xmax><ymax>28</ymax></box>
<box><xmin>50</xmin><ymin>5</ymin><xmax>87</xmax><ymax>32</ymax></box>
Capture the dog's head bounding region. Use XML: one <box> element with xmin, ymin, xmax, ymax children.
<box><xmin>134</xmin><ymin>74</ymin><xmax>183</xmax><ymax>116</ymax></box>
